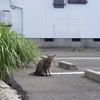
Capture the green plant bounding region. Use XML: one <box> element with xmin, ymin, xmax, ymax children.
<box><xmin>0</xmin><ymin>24</ymin><xmax>40</xmax><ymax>81</ymax></box>
<box><xmin>96</xmin><ymin>48</ymin><xmax>100</xmax><ymax>51</ymax></box>
<box><xmin>70</xmin><ymin>48</ymin><xmax>84</xmax><ymax>52</ymax></box>
<box><xmin>71</xmin><ymin>48</ymin><xmax>76</xmax><ymax>51</ymax></box>
<box><xmin>77</xmin><ymin>48</ymin><xmax>84</xmax><ymax>52</ymax></box>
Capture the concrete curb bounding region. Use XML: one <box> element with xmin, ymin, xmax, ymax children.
<box><xmin>59</xmin><ymin>61</ymin><xmax>78</xmax><ymax>70</ymax></box>
<box><xmin>84</xmin><ymin>69</ymin><xmax>100</xmax><ymax>82</ymax></box>
<box><xmin>0</xmin><ymin>80</ymin><xmax>22</xmax><ymax>100</ymax></box>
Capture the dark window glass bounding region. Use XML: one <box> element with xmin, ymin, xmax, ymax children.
<box><xmin>44</xmin><ymin>38</ymin><xmax>54</xmax><ymax>42</ymax></box>
<box><xmin>72</xmin><ymin>38</ymin><xmax>81</xmax><ymax>42</ymax></box>
<box><xmin>53</xmin><ymin>0</ymin><xmax>64</xmax><ymax>8</ymax></box>
<box><xmin>68</xmin><ymin>0</ymin><xmax>87</xmax><ymax>4</ymax></box>
<box><xmin>93</xmin><ymin>38</ymin><xmax>100</xmax><ymax>42</ymax></box>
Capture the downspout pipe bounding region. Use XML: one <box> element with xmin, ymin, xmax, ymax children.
<box><xmin>9</xmin><ymin>0</ymin><xmax>23</xmax><ymax>34</ymax></box>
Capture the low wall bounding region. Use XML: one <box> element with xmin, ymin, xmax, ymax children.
<box><xmin>28</xmin><ymin>38</ymin><xmax>100</xmax><ymax>48</ymax></box>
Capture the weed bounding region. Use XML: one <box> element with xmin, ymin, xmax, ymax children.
<box><xmin>0</xmin><ymin>24</ymin><xmax>40</xmax><ymax>80</ymax></box>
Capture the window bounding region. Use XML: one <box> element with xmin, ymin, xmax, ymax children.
<box><xmin>68</xmin><ymin>0</ymin><xmax>87</xmax><ymax>4</ymax></box>
<box><xmin>53</xmin><ymin>0</ymin><xmax>65</xmax><ymax>8</ymax></box>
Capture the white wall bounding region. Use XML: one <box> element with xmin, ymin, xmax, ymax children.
<box><xmin>23</xmin><ymin>0</ymin><xmax>47</xmax><ymax>38</ymax></box>
<box><xmin>23</xmin><ymin>0</ymin><xmax>100</xmax><ymax>38</ymax></box>
<box><xmin>11</xmin><ymin>8</ymin><xmax>23</xmax><ymax>34</ymax></box>
<box><xmin>0</xmin><ymin>0</ymin><xmax>100</xmax><ymax>38</ymax></box>
<box><xmin>0</xmin><ymin>0</ymin><xmax>10</xmax><ymax>9</ymax></box>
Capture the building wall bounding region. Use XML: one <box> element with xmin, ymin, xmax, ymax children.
<box><xmin>0</xmin><ymin>0</ymin><xmax>100</xmax><ymax>47</ymax></box>
<box><xmin>0</xmin><ymin>0</ymin><xmax>10</xmax><ymax>9</ymax></box>
<box><xmin>23</xmin><ymin>0</ymin><xmax>100</xmax><ymax>38</ymax></box>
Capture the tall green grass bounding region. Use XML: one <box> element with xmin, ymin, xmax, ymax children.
<box><xmin>0</xmin><ymin>24</ymin><xmax>40</xmax><ymax>81</ymax></box>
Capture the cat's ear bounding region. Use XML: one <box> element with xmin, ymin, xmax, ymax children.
<box><xmin>53</xmin><ymin>55</ymin><xmax>56</xmax><ymax>57</ymax></box>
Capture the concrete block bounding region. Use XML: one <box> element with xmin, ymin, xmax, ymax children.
<box><xmin>42</xmin><ymin>56</ymin><xmax>47</xmax><ymax>59</ymax></box>
<box><xmin>59</xmin><ymin>61</ymin><xmax>78</xmax><ymax>70</ymax></box>
<box><xmin>0</xmin><ymin>80</ymin><xmax>22</xmax><ymax>100</ymax></box>
<box><xmin>84</xmin><ymin>69</ymin><xmax>100</xmax><ymax>82</ymax></box>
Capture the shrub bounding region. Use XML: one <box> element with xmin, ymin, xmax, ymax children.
<box><xmin>0</xmin><ymin>24</ymin><xmax>40</xmax><ymax>81</ymax></box>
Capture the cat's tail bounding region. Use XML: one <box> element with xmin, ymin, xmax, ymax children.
<box><xmin>29</xmin><ymin>72</ymin><xmax>36</xmax><ymax>76</ymax></box>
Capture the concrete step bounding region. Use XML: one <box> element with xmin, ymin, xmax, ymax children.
<box><xmin>59</xmin><ymin>61</ymin><xmax>78</xmax><ymax>70</ymax></box>
<box><xmin>84</xmin><ymin>69</ymin><xmax>100</xmax><ymax>82</ymax></box>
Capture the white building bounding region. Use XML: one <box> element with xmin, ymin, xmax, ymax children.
<box><xmin>0</xmin><ymin>0</ymin><xmax>100</xmax><ymax>47</ymax></box>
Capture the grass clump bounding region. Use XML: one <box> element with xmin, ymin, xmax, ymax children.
<box><xmin>96</xmin><ymin>48</ymin><xmax>100</xmax><ymax>51</ymax></box>
<box><xmin>0</xmin><ymin>24</ymin><xmax>40</xmax><ymax>81</ymax></box>
<box><xmin>71</xmin><ymin>48</ymin><xmax>84</xmax><ymax>52</ymax></box>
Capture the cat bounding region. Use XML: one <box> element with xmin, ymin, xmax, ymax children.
<box><xmin>29</xmin><ymin>55</ymin><xmax>55</xmax><ymax>76</ymax></box>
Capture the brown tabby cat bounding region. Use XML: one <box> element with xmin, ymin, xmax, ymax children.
<box><xmin>30</xmin><ymin>55</ymin><xmax>55</xmax><ymax>76</ymax></box>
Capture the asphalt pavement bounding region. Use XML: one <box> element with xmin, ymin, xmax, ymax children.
<box><xmin>14</xmin><ymin>48</ymin><xmax>100</xmax><ymax>100</ymax></box>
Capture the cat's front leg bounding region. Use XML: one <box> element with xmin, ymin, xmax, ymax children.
<box><xmin>48</xmin><ymin>68</ymin><xmax>52</xmax><ymax>76</ymax></box>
